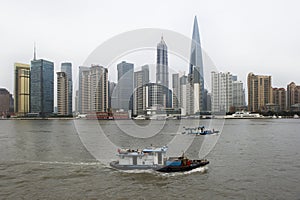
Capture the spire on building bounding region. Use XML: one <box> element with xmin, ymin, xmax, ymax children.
<box><xmin>33</xmin><ymin>42</ymin><xmax>36</xmax><ymax>61</ymax></box>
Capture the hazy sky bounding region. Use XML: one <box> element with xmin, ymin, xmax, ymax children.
<box><xmin>1</xmin><ymin>0</ymin><xmax>300</xmax><ymax>95</ymax></box>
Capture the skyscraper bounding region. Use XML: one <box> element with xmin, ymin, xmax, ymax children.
<box><xmin>117</xmin><ymin>61</ymin><xmax>134</xmax><ymax>111</ymax></box>
<box><xmin>133</xmin><ymin>65</ymin><xmax>150</xmax><ymax>116</ymax></box>
<box><xmin>61</xmin><ymin>62</ymin><xmax>72</xmax><ymax>115</ymax></box>
<box><xmin>14</xmin><ymin>62</ymin><xmax>30</xmax><ymax>116</ymax></box>
<box><xmin>156</xmin><ymin>36</ymin><xmax>168</xmax><ymax>88</ymax></box>
<box><xmin>30</xmin><ymin>59</ymin><xmax>54</xmax><ymax>117</ymax></box>
<box><xmin>57</xmin><ymin>72</ymin><xmax>69</xmax><ymax>115</ymax></box>
<box><xmin>141</xmin><ymin>65</ymin><xmax>150</xmax><ymax>84</ymax></box>
<box><xmin>156</xmin><ymin>36</ymin><xmax>171</xmax><ymax>108</ymax></box>
<box><xmin>247</xmin><ymin>72</ymin><xmax>272</xmax><ymax>112</ymax></box>
<box><xmin>172</xmin><ymin>73</ymin><xmax>180</xmax><ymax>108</ymax></box>
<box><xmin>78</xmin><ymin>66</ymin><xmax>90</xmax><ymax>114</ymax></box>
<box><xmin>78</xmin><ymin>65</ymin><xmax>108</xmax><ymax>114</ymax></box>
<box><xmin>232</xmin><ymin>80</ymin><xmax>245</xmax><ymax>110</ymax></box>
<box><xmin>188</xmin><ymin>16</ymin><xmax>205</xmax><ymax>114</ymax></box>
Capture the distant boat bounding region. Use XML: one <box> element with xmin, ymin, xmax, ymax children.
<box><xmin>133</xmin><ymin>115</ymin><xmax>146</xmax><ymax>120</ymax></box>
<box><xmin>182</xmin><ymin>126</ymin><xmax>219</xmax><ymax>135</ymax></box>
<box><xmin>224</xmin><ymin>111</ymin><xmax>265</xmax><ymax>119</ymax></box>
<box><xmin>110</xmin><ymin>146</ymin><xmax>209</xmax><ymax>173</ymax></box>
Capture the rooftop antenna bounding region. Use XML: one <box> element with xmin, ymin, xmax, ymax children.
<box><xmin>33</xmin><ymin>42</ymin><xmax>36</xmax><ymax>60</ymax></box>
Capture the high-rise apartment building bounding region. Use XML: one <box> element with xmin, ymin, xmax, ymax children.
<box><xmin>78</xmin><ymin>65</ymin><xmax>108</xmax><ymax>114</ymax></box>
<box><xmin>211</xmin><ymin>71</ymin><xmax>233</xmax><ymax>113</ymax></box>
<box><xmin>272</xmin><ymin>87</ymin><xmax>286</xmax><ymax>112</ymax></box>
<box><xmin>232</xmin><ymin>80</ymin><xmax>245</xmax><ymax>110</ymax></box>
<box><xmin>180</xmin><ymin>75</ymin><xmax>188</xmax><ymax>115</ymax></box>
<box><xmin>30</xmin><ymin>59</ymin><xmax>54</xmax><ymax>117</ymax></box>
<box><xmin>117</xmin><ymin>61</ymin><xmax>134</xmax><ymax>111</ymax></box>
<box><xmin>287</xmin><ymin>82</ymin><xmax>300</xmax><ymax>111</ymax></box>
<box><xmin>57</xmin><ymin>72</ymin><xmax>69</xmax><ymax>115</ymax></box>
<box><xmin>61</xmin><ymin>62</ymin><xmax>72</xmax><ymax>115</ymax></box>
<box><xmin>247</xmin><ymin>72</ymin><xmax>272</xmax><ymax>112</ymax></box>
<box><xmin>78</xmin><ymin>66</ymin><xmax>89</xmax><ymax>114</ymax></box>
<box><xmin>14</xmin><ymin>63</ymin><xmax>30</xmax><ymax>116</ymax></box>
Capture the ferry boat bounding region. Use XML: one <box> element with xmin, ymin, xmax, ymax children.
<box><xmin>224</xmin><ymin>111</ymin><xmax>265</xmax><ymax>119</ymax></box>
<box><xmin>182</xmin><ymin>126</ymin><xmax>219</xmax><ymax>135</ymax></box>
<box><xmin>110</xmin><ymin>146</ymin><xmax>209</xmax><ymax>173</ymax></box>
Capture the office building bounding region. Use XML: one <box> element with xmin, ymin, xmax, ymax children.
<box><xmin>156</xmin><ymin>37</ymin><xmax>172</xmax><ymax>108</ymax></box>
<box><xmin>172</xmin><ymin>73</ymin><xmax>180</xmax><ymax>108</ymax></box>
<box><xmin>117</xmin><ymin>61</ymin><xmax>134</xmax><ymax>111</ymax></box>
<box><xmin>133</xmin><ymin>66</ymin><xmax>150</xmax><ymax>115</ymax></box>
<box><xmin>188</xmin><ymin>16</ymin><xmax>205</xmax><ymax>114</ymax></box>
<box><xmin>14</xmin><ymin>62</ymin><xmax>30</xmax><ymax>116</ymax></box>
<box><xmin>61</xmin><ymin>62</ymin><xmax>72</xmax><ymax>115</ymax></box>
<box><xmin>30</xmin><ymin>59</ymin><xmax>54</xmax><ymax>117</ymax></box>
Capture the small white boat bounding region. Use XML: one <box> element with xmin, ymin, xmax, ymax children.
<box><xmin>134</xmin><ymin>115</ymin><xmax>146</xmax><ymax>120</ymax></box>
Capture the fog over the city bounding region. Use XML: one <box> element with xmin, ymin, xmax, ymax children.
<box><xmin>1</xmin><ymin>0</ymin><xmax>300</xmax><ymax>95</ymax></box>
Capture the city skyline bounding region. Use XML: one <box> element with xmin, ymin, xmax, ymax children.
<box><xmin>1</xmin><ymin>0</ymin><xmax>300</xmax><ymax>95</ymax></box>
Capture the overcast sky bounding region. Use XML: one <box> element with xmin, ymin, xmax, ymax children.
<box><xmin>1</xmin><ymin>0</ymin><xmax>300</xmax><ymax>95</ymax></box>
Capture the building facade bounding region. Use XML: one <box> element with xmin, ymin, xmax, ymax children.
<box><xmin>247</xmin><ymin>72</ymin><xmax>272</xmax><ymax>112</ymax></box>
<box><xmin>57</xmin><ymin>72</ymin><xmax>69</xmax><ymax>115</ymax></box>
<box><xmin>232</xmin><ymin>80</ymin><xmax>245</xmax><ymax>110</ymax></box>
<box><xmin>211</xmin><ymin>71</ymin><xmax>233</xmax><ymax>113</ymax></box>
<box><xmin>0</xmin><ymin>88</ymin><xmax>11</xmax><ymax>117</ymax></box>
<box><xmin>14</xmin><ymin>63</ymin><xmax>30</xmax><ymax>116</ymax></box>
<box><xmin>287</xmin><ymin>82</ymin><xmax>300</xmax><ymax>111</ymax></box>
<box><xmin>133</xmin><ymin>70</ymin><xmax>146</xmax><ymax>116</ymax></box>
<box><xmin>61</xmin><ymin>62</ymin><xmax>72</xmax><ymax>115</ymax></box>
<box><xmin>78</xmin><ymin>65</ymin><xmax>108</xmax><ymax>114</ymax></box>
<box><xmin>172</xmin><ymin>73</ymin><xmax>180</xmax><ymax>109</ymax></box>
<box><xmin>78</xmin><ymin>66</ymin><xmax>90</xmax><ymax>114</ymax></box>
<box><xmin>117</xmin><ymin>61</ymin><xmax>134</xmax><ymax>111</ymax></box>
<box><xmin>30</xmin><ymin>59</ymin><xmax>54</xmax><ymax>117</ymax></box>
<box><xmin>272</xmin><ymin>87</ymin><xmax>286</xmax><ymax>112</ymax></box>
<box><xmin>156</xmin><ymin>36</ymin><xmax>171</xmax><ymax>108</ymax></box>
<box><xmin>188</xmin><ymin>16</ymin><xmax>205</xmax><ymax>113</ymax></box>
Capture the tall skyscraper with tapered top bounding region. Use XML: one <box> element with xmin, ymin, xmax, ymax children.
<box><xmin>188</xmin><ymin>16</ymin><xmax>205</xmax><ymax>114</ymax></box>
<box><xmin>156</xmin><ymin>36</ymin><xmax>171</xmax><ymax>108</ymax></box>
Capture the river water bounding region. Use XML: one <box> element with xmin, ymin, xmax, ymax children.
<box><xmin>0</xmin><ymin>119</ymin><xmax>299</xmax><ymax>199</ymax></box>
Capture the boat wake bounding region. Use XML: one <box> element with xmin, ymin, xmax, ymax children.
<box><xmin>112</xmin><ymin>166</ymin><xmax>208</xmax><ymax>177</ymax></box>
<box><xmin>24</xmin><ymin>160</ymin><xmax>103</xmax><ymax>166</ymax></box>
<box><xmin>159</xmin><ymin>166</ymin><xmax>208</xmax><ymax>177</ymax></box>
